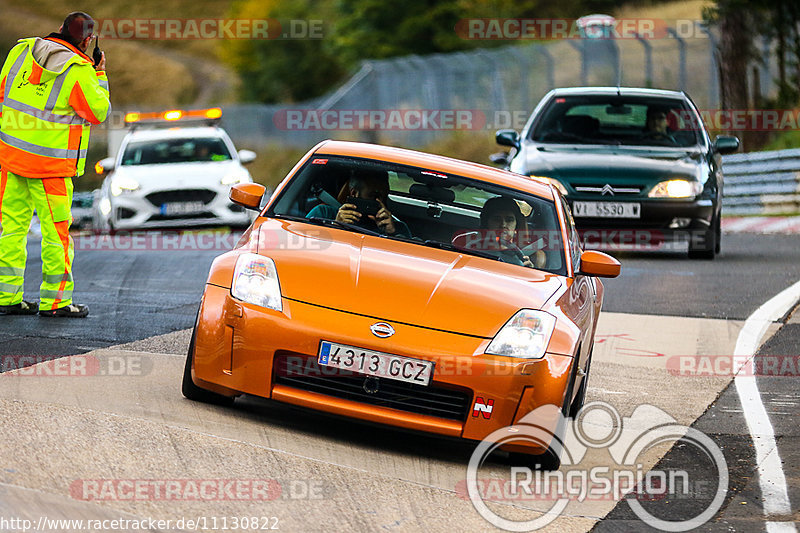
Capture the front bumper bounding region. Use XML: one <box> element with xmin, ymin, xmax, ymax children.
<box><xmin>107</xmin><ymin>187</ymin><xmax>252</xmax><ymax>230</ymax></box>
<box><xmin>193</xmin><ymin>284</ymin><xmax>574</xmax><ymax>452</ymax></box>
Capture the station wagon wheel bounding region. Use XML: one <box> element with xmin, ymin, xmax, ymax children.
<box><xmin>688</xmin><ymin>213</ymin><xmax>718</xmax><ymax>260</ymax></box>
<box><xmin>182</xmin><ymin>310</ymin><xmax>236</xmax><ymax>407</ymax></box>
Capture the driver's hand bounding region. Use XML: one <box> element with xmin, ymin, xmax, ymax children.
<box><xmin>370</xmin><ymin>199</ymin><xmax>396</xmax><ymax>235</ymax></box>
<box><xmin>521</xmin><ymin>255</ymin><xmax>534</xmax><ymax>268</ymax></box>
<box><xmin>532</xmin><ymin>250</ymin><xmax>547</xmax><ymax>268</ymax></box>
<box><xmin>336</xmin><ymin>204</ymin><xmax>361</xmax><ymax>224</ymax></box>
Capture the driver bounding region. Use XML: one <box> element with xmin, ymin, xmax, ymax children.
<box><xmin>480</xmin><ymin>196</ymin><xmax>546</xmax><ymax>269</ymax></box>
<box><xmin>307</xmin><ymin>170</ymin><xmax>411</xmax><ymax>237</ymax></box>
<box><xmin>643</xmin><ymin>107</ymin><xmax>676</xmax><ymax>142</ymax></box>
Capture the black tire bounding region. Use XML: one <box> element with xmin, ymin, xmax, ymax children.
<box><xmin>182</xmin><ymin>325</ymin><xmax>236</xmax><ymax>406</ymax></box>
<box><xmin>714</xmin><ymin>214</ymin><xmax>722</xmax><ymax>254</ymax></box>
<box><xmin>688</xmin><ymin>214</ymin><xmax>717</xmax><ymax>260</ymax></box>
<box><xmin>509</xmin><ymin>447</ymin><xmax>561</xmax><ymax>471</ymax></box>
<box><xmin>568</xmin><ymin>349</ymin><xmax>593</xmax><ymax>419</ymax></box>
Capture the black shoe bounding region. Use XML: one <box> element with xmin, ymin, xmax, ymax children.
<box><xmin>0</xmin><ymin>300</ymin><xmax>39</xmax><ymax>315</ymax></box>
<box><xmin>39</xmin><ymin>303</ymin><xmax>89</xmax><ymax>318</ymax></box>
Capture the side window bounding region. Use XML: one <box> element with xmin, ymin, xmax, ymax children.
<box><xmin>560</xmin><ymin>197</ymin><xmax>582</xmax><ymax>273</ymax></box>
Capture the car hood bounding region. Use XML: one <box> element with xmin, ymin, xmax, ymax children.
<box><xmin>257</xmin><ymin>220</ymin><xmax>563</xmax><ymax>338</ymax></box>
<box><xmin>515</xmin><ymin>145</ymin><xmax>704</xmax><ymax>184</ymax></box>
<box><xmin>111</xmin><ymin>161</ymin><xmax>248</xmax><ymax>190</ymax></box>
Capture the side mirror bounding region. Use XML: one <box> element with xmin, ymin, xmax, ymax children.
<box><xmin>714</xmin><ymin>135</ymin><xmax>740</xmax><ymax>155</ymax></box>
<box><xmin>579</xmin><ymin>250</ymin><xmax>620</xmax><ymax>278</ymax></box>
<box><xmin>230</xmin><ymin>183</ymin><xmax>265</xmax><ymax>211</ymax></box>
<box><xmin>238</xmin><ymin>149</ymin><xmax>257</xmax><ymax>164</ymax></box>
<box><xmin>94</xmin><ymin>157</ymin><xmax>115</xmax><ymax>175</ymax></box>
<box><xmin>489</xmin><ymin>152</ymin><xmax>510</xmax><ymax>166</ymax></box>
<box><xmin>495</xmin><ymin>129</ymin><xmax>520</xmax><ymax>149</ymax></box>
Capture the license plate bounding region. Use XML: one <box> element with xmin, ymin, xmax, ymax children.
<box><xmin>572</xmin><ymin>201</ymin><xmax>641</xmax><ymax>218</ymax></box>
<box><xmin>318</xmin><ymin>341</ymin><xmax>434</xmax><ymax>386</ymax></box>
<box><xmin>161</xmin><ymin>201</ymin><xmax>205</xmax><ymax>216</ymax></box>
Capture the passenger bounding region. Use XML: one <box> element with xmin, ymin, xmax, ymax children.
<box><xmin>307</xmin><ymin>170</ymin><xmax>411</xmax><ymax>237</ymax></box>
<box><xmin>480</xmin><ymin>196</ymin><xmax>546</xmax><ymax>269</ymax></box>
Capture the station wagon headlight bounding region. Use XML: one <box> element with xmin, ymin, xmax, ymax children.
<box><xmin>110</xmin><ymin>176</ymin><xmax>139</xmax><ymax>196</ymax></box>
<box><xmin>648</xmin><ymin>179</ymin><xmax>702</xmax><ymax>199</ymax></box>
<box><xmin>231</xmin><ymin>253</ymin><xmax>282</xmax><ymax>311</ymax></box>
<box><xmin>486</xmin><ymin>310</ymin><xmax>556</xmax><ymax>359</ymax></box>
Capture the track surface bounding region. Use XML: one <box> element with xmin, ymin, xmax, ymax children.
<box><xmin>0</xmin><ymin>230</ymin><xmax>797</xmax><ymax>531</ymax></box>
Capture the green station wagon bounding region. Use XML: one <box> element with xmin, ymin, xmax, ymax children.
<box><xmin>493</xmin><ymin>87</ymin><xmax>740</xmax><ymax>259</ymax></box>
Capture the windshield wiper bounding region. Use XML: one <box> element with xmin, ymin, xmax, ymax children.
<box><xmin>421</xmin><ymin>240</ymin><xmax>501</xmax><ymax>261</ymax></box>
<box><xmin>307</xmin><ymin>217</ymin><xmax>383</xmax><ymax>237</ymax></box>
<box><xmin>270</xmin><ymin>213</ymin><xmax>383</xmax><ymax>237</ymax></box>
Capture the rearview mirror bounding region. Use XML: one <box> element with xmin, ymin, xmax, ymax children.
<box><xmin>713</xmin><ymin>135</ymin><xmax>740</xmax><ymax>155</ymax></box>
<box><xmin>230</xmin><ymin>183</ymin><xmax>265</xmax><ymax>211</ymax></box>
<box><xmin>579</xmin><ymin>250</ymin><xmax>621</xmax><ymax>278</ymax></box>
<box><xmin>238</xmin><ymin>149</ymin><xmax>257</xmax><ymax>164</ymax></box>
<box><xmin>94</xmin><ymin>157</ymin><xmax>115</xmax><ymax>175</ymax></box>
<box><xmin>489</xmin><ymin>152</ymin><xmax>510</xmax><ymax>166</ymax></box>
<box><xmin>495</xmin><ymin>129</ymin><xmax>520</xmax><ymax>149</ymax></box>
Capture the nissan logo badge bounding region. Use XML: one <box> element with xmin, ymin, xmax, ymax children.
<box><xmin>370</xmin><ymin>322</ymin><xmax>395</xmax><ymax>338</ymax></box>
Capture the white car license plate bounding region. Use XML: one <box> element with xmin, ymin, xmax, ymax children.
<box><xmin>161</xmin><ymin>201</ymin><xmax>205</xmax><ymax>216</ymax></box>
<box><xmin>572</xmin><ymin>201</ymin><xmax>641</xmax><ymax>218</ymax></box>
<box><xmin>318</xmin><ymin>341</ymin><xmax>434</xmax><ymax>386</ymax></box>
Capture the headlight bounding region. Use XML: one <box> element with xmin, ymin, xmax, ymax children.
<box><xmin>231</xmin><ymin>253</ymin><xmax>282</xmax><ymax>311</ymax></box>
<box><xmin>648</xmin><ymin>179</ymin><xmax>702</xmax><ymax>199</ymax></box>
<box><xmin>486</xmin><ymin>309</ymin><xmax>556</xmax><ymax>359</ymax></box>
<box><xmin>110</xmin><ymin>176</ymin><xmax>140</xmax><ymax>196</ymax></box>
<box><xmin>533</xmin><ymin>176</ymin><xmax>568</xmax><ymax>196</ymax></box>
<box><xmin>221</xmin><ymin>171</ymin><xmax>250</xmax><ymax>185</ymax></box>
<box><xmin>98</xmin><ymin>197</ymin><xmax>111</xmax><ymax>216</ymax></box>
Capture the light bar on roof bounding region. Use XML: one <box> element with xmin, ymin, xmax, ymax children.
<box><xmin>124</xmin><ymin>108</ymin><xmax>223</xmax><ymax>126</ymax></box>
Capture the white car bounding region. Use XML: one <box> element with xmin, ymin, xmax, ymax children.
<box><xmin>93</xmin><ymin>117</ymin><xmax>257</xmax><ymax>233</ymax></box>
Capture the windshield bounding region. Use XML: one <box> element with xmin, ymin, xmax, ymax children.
<box><xmin>121</xmin><ymin>137</ymin><xmax>232</xmax><ymax>165</ymax></box>
<box><xmin>266</xmin><ymin>156</ymin><xmax>566</xmax><ymax>275</ymax></box>
<box><xmin>530</xmin><ymin>95</ymin><xmax>702</xmax><ymax>147</ymax></box>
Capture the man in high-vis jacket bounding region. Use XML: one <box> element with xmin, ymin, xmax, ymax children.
<box><xmin>0</xmin><ymin>12</ymin><xmax>109</xmax><ymax>317</ymax></box>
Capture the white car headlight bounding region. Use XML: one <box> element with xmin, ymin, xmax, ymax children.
<box><xmin>231</xmin><ymin>253</ymin><xmax>282</xmax><ymax>311</ymax></box>
<box><xmin>110</xmin><ymin>176</ymin><xmax>140</xmax><ymax>196</ymax></box>
<box><xmin>221</xmin><ymin>170</ymin><xmax>250</xmax><ymax>185</ymax></box>
<box><xmin>648</xmin><ymin>179</ymin><xmax>702</xmax><ymax>199</ymax></box>
<box><xmin>486</xmin><ymin>310</ymin><xmax>556</xmax><ymax>359</ymax></box>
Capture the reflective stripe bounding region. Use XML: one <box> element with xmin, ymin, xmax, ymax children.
<box><xmin>40</xmin><ymin>288</ymin><xmax>71</xmax><ymax>300</ymax></box>
<box><xmin>45</xmin><ymin>64</ymin><xmax>74</xmax><ymax>111</ymax></box>
<box><xmin>98</xmin><ymin>78</ymin><xmax>108</xmax><ymax>91</ymax></box>
<box><xmin>43</xmin><ymin>272</ymin><xmax>72</xmax><ymax>284</ymax></box>
<box><xmin>3</xmin><ymin>52</ymin><xmax>25</xmax><ymax>100</ymax></box>
<box><xmin>0</xmin><ymin>130</ymin><xmax>87</xmax><ymax>159</ymax></box>
<box><xmin>2</xmin><ymin>97</ymin><xmax>86</xmax><ymax>125</ymax></box>
<box><xmin>0</xmin><ymin>282</ymin><xmax>22</xmax><ymax>295</ymax></box>
<box><xmin>0</xmin><ymin>266</ymin><xmax>24</xmax><ymax>277</ymax></box>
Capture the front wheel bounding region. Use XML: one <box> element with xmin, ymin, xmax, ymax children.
<box><xmin>182</xmin><ymin>325</ymin><xmax>236</xmax><ymax>406</ymax></box>
<box><xmin>688</xmin><ymin>214</ymin><xmax>718</xmax><ymax>260</ymax></box>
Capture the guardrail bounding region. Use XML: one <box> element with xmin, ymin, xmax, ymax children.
<box><xmin>722</xmin><ymin>149</ymin><xmax>800</xmax><ymax>215</ymax></box>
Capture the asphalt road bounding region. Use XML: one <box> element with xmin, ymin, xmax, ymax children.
<box><xmin>0</xmin><ymin>229</ymin><xmax>798</xmax><ymax>532</ymax></box>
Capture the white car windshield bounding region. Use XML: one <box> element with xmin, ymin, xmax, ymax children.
<box><xmin>121</xmin><ymin>137</ymin><xmax>232</xmax><ymax>165</ymax></box>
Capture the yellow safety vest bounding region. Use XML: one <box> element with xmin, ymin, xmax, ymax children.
<box><xmin>0</xmin><ymin>37</ymin><xmax>110</xmax><ymax>178</ymax></box>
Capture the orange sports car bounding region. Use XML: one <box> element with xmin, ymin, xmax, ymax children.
<box><xmin>182</xmin><ymin>140</ymin><xmax>620</xmax><ymax>468</ymax></box>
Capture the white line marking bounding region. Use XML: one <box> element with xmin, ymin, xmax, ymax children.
<box><xmin>734</xmin><ymin>278</ymin><xmax>800</xmax><ymax>530</ymax></box>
